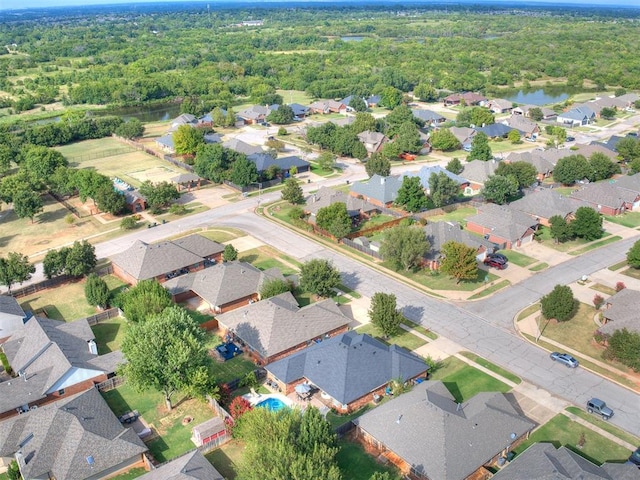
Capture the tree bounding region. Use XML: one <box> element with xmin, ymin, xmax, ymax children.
<box><xmin>94</xmin><ymin>187</ymin><xmax>127</xmax><ymax>215</ymax></box>
<box><xmin>429</xmin><ymin>171</ymin><xmax>459</xmax><ymax>207</ymax></box>
<box><xmin>394</xmin><ymin>121</ymin><xmax>423</xmax><ymax>154</ymax></box>
<box><xmin>481</xmin><ymin>174</ymin><xmax>518</xmax><ymax>204</ymax></box>
<box><xmin>299</xmin><ymin>259</ymin><xmax>341</xmax><ymax>298</ymax></box>
<box><xmin>120</xmin><ymin>216</ymin><xmax>137</xmax><ymax>230</ymax></box>
<box><xmin>352</xmin><ymin>112</ymin><xmax>377</xmax><ymax>134</ymax></box>
<box><xmin>266</xmin><ymin>105</ymin><xmax>294</xmax><ymax>124</ymax></box>
<box><xmin>120</xmin><ymin>306</ymin><xmax>214</xmax><ymax>410</ymax></box>
<box><xmin>260</xmin><ymin>278</ymin><xmax>291</xmax><ymax>299</ymax></box>
<box><xmin>541</xmin><ymin>284</ymin><xmax>578</xmax><ymax>322</ymax></box>
<box><xmin>508</xmin><ymin>129</ymin><xmax>521</xmax><ymax>144</ymax></box>
<box><xmin>616</xmin><ymin>137</ymin><xmax>640</xmax><ymax>162</ymax></box>
<box><xmin>529</xmin><ymin>107</ymin><xmax>544</xmax><ymax>121</ymax></box>
<box><xmin>446</xmin><ymin>157</ymin><xmax>463</xmax><ymax>175</ymax></box>
<box><xmin>495</xmin><ymin>161</ymin><xmax>537</xmax><ymax>189</ymax></box>
<box><xmin>22</xmin><ymin>146</ymin><xmax>68</xmax><ymax>183</ymax></box>
<box><xmin>0</xmin><ymin>252</ymin><xmax>35</xmax><ymax>294</ymax></box>
<box><xmin>85</xmin><ymin>273</ymin><xmax>111</xmax><ymax>308</ymax></box>
<box><xmin>553</xmin><ymin>154</ymin><xmax>590</xmax><ymax>185</ymax></box>
<box><xmin>604</xmin><ymin>328</ymin><xmax>640</xmax><ymax>372</ymax></box>
<box><xmin>349</xmin><ymin>96</ymin><xmax>367</xmax><ymax>112</ymax></box>
<box><xmin>368</xmin><ymin>292</ymin><xmax>404</xmax><ymax>338</ymax></box>
<box><xmin>396</xmin><ymin>176</ymin><xmax>428</xmax><ymax>212</ymax></box>
<box><xmin>114</xmin><ymin>118</ymin><xmax>144</xmax><ymax>139</ymax></box>
<box><xmin>439</xmin><ymin>241</ymin><xmax>478</xmax><ymax>284</ymax></box>
<box><xmin>600</xmin><ymin>107</ymin><xmax>616</xmax><ymax>120</ymax></box>
<box><xmin>429</xmin><ymin>128</ymin><xmax>460</xmax><ymax>151</ymax></box>
<box><xmin>229</xmin><ymin>396</ymin><xmax>253</xmax><ymax>420</ymax></box>
<box><xmin>229</xmin><ymin>156</ymin><xmax>258</xmax><ymax>187</ymax></box>
<box><xmin>414</xmin><ymin>82</ymin><xmax>437</xmax><ymax>102</ymax></box>
<box><xmin>6</xmin><ymin>461</ymin><xmax>20</xmax><ymax>480</ymax></box>
<box><xmin>467</xmin><ymin>132</ymin><xmax>492</xmax><ymax>161</ymax></box>
<box><xmin>588</xmin><ymin>152</ymin><xmax>620</xmax><ymax>181</ymax></box>
<box><xmin>365</xmin><ymin>152</ymin><xmax>391</xmax><ymax>177</ymax></box>
<box><xmin>627</xmin><ymin>239</ymin><xmax>640</xmax><ymax>269</ymax></box>
<box><xmin>316</xmin><ymin>202</ymin><xmax>351</xmax><ymax>239</ymax></box>
<box><xmin>380</xmin><ymin>225</ymin><xmax>430</xmax><ymax>271</ymax></box>
<box><xmin>0</xmin><ymin>172</ymin><xmax>34</xmax><ymax>205</ymax></box>
<box><xmin>281</xmin><ymin>178</ymin><xmax>304</xmax><ymax>204</ymax></box>
<box><xmin>172</xmin><ymin>125</ymin><xmax>205</xmax><ymax>156</ymax></box>
<box><xmin>384</xmin><ymin>105</ymin><xmax>423</xmax><ymax>136</ymax></box>
<box><xmin>64</xmin><ymin>240</ymin><xmax>97</xmax><ymax>277</ymax></box>
<box><xmin>13</xmin><ymin>190</ymin><xmax>43</xmax><ymax>223</ymax></box>
<box><xmin>194</xmin><ymin>143</ymin><xmax>239</xmax><ymax>183</ymax></box>
<box><xmin>380</xmin><ymin>86</ymin><xmax>403</xmax><ymax>109</ymax></box>
<box><xmin>223</xmin><ymin>244</ymin><xmax>238</xmax><ymax>262</ymax></box>
<box><xmin>469</xmin><ymin>107</ymin><xmax>495</xmax><ymax>127</ymax></box>
<box><xmin>571</xmin><ymin>206</ymin><xmax>602</xmax><ymax>241</ymax></box>
<box><xmin>121</xmin><ymin>279</ymin><xmax>173</xmax><ymax>323</ymax></box>
<box><xmin>43</xmin><ymin>248</ymin><xmax>66</xmax><ymax>279</ymax></box>
<box><xmin>139</xmin><ymin>180</ymin><xmax>180</xmax><ymax>211</ymax></box>
<box><xmin>317</xmin><ymin>151</ymin><xmax>336</xmax><ymax>172</ymax></box>
<box><xmin>549</xmin><ymin>215</ymin><xmax>573</xmax><ymax>243</ymax></box>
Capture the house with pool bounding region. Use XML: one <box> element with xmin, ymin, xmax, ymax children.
<box><xmin>264</xmin><ymin>331</ymin><xmax>429</xmax><ymax>413</ymax></box>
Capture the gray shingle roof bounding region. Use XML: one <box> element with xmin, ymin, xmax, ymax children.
<box><xmin>138</xmin><ymin>450</ymin><xmax>223</xmax><ymax>480</ymax></box>
<box><xmin>170</xmin><ymin>173</ymin><xmax>201</xmax><ymax>184</ymax></box>
<box><xmin>0</xmin><ymin>388</ymin><xmax>147</xmax><ymax>480</ymax></box>
<box><xmin>475</xmin><ymin>123</ymin><xmax>514</xmax><ymax>138</ymax></box>
<box><xmin>0</xmin><ymin>295</ymin><xmax>26</xmax><ymax>339</ymax></box>
<box><xmin>216</xmin><ymin>292</ymin><xmax>350</xmax><ymax>360</ymax></box>
<box><xmin>570</xmin><ymin>182</ymin><xmax>638</xmax><ymax>210</ymax></box>
<box><xmin>222</xmin><ymin>138</ymin><xmax>264</xmax><ymax>156</ymax></box>
<box><xmin>266</xmin><ymin>332</ymin><xmax>427</xmax><ymax>405</ymax></box>
<box><xmin>467</xmin><ymin>204</ymin><xmax>538</xmax><ymax>244</ymax></box>
<box><xmin>505</xmin><ymin>151</ymin><xmax>555</xmax><ymax>175</ymax></box>
<box><xmin>0</xmin><ymin>316</ymin><xmax>114</xmax><ymax>415</ymax></box>
<box><xmin>601</xmin><ymin>288</ymin><xmax>640</xmax><ymax>335</ymax></box>
<box><xmin>403</xmin><ymin>165</ymin><xmax>469</xmax><ymax>190</ymax></box>
<box><xmin>110</xmin><ymin>235</ymin><xmax>218</xmax><ymax>282</ymax></box>
<box><xmin>247</xmin><ymin>153</ymin><xmax>310</xmax><ymax>173</ymax></box>
<box><xmin>505</xmin><ymin>115</ymin><xmax>539</xmax><ymax>134</ymax></box>
<box><xmin>305</xmin><ymin>187</ymin><xmax>379</xmax><ymax>218</ymax></box>
<box><xmin>0</xmin><ymin>296</ymin><xmax>26</xmax><ymax>318</ymax></box>
<box><xmin>492</xmin><ymin>443</ymin><xmax>640</xmax><ymax>479</ymax></box>
<box><xmin>353</xmin><ymin>381</ymin><xmax>535</xmax><ymax>480</ymax></box>
<box><xmin>237</xmin><ymin>105</ymin><xmax>269</xmax><ymax>120</ymax></box>
<box><xmin>423</xmin><ymin>221</ymin><xmax>493</xmax><ymax>260</ymax></box>
<box><xmin>462</xmin><ymin>160</ymin><xmax>500</xmax><ymax>185</ymax></box>
<box><xmin>450</xmin><ymin>127</ymin><xmax>476</xmax><ymax>145</ymax></box>
<box><xmin>509</xmin><ymin>188</ymin><xmax>590</xmax><ymax>222</ymax></box>
<box><xmin>163</xmin><ymin>261</ymin><xmax>284</xmax><ymax>308</ymax></box>
<box><xmin>357</xmin><ymin>131</ymin><xmax>387</xmax><ymax>153</ymax></box>
<box><xmin>411</xmin><ymin>109</ymin><xmax>445</xmax><ymax>123</ymax></box>
<box><xmin>350</xmin><ymin>174</ymin><xmax>403</xmax><ymax>205</ymax></box>
<box><xmin>614</xmin><ymin>173</ymin><xmax>640</xmax><ymax>194</ymax></box>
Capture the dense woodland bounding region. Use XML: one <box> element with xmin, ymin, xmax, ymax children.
<box><xmin>1</xmin><ymin>2</ymin><xmax>640</xmax><ymax>118</ymax></box>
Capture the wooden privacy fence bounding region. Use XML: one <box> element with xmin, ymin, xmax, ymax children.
<box><xmin>81</xmin><ymin>307</ymin><xmax>122</xmax><ymax>326</ymax></box>
<box><xmin>95</xmin><ymin>376</ymin><xmax>126</xmax><ymax>392</ymax></box>
<box><xmin>9</xmin><ymin>264</ymin><xmax>113</xmax><ymax>299</ymax></box>
<box><xmin>345</xmin><ymin>215</ymin><xmax>408</xmax><ymax>240</ymax></box>
<box><xmin>341</xmin><ymin>238</ymin><xmax>382</xmax><ymax>259</ymax></box>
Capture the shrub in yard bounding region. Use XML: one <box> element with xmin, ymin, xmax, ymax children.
<box><xmin>541</xmin><ymin>284</ymin><xmax>578</xmax><ymax>322</ymax></box>
<box><xmin>592</xmin><ymin>294</ymin><xmax>604</xmax><ymax>309</ymax></box>
<box><xmin>85</xmin><ymin>273</ymin><xmax>111</xmax><ymax>309</ymax></box>
<box><xmin>223</xmin><ymin>244</ymin><xmax>238</xmax><ymax>262</ymax></box>
<box><xmin>604</xmin><ymin>328</ymin><xmax>640</xmax><ymax>371</ymax></box>
<box><xmin>168</xmin><ymin>204</ymin><xmax>187</xmax><ymax>215</ymax></box>
<box><xmin>627</xmin><ymin>239</ymin><xmax>640</xmax><ymax>269</ymax></box>
<box><xmin>616</xmin><ymin>281</ymin><xmax>626</xmax><ymax>292</ymax></box>
<box><xmin>229</xmin><ymin>396</ymin><xmax>253</xmax><ymax>420</ymax></box>
<box><xmin>120</xmin><ymin>217</ymin><xmax>137</xmax><ymax>230</ymax></box>
<box><xmin>288</xmin><ymin>206</ymin><xmax>305</xmax><ymax>220</ymax></box>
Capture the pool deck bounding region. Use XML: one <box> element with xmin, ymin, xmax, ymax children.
<box><xmin>243</xmin><ymin>392</ymin><xmax>294</xmax><ymax>408</ymax></box>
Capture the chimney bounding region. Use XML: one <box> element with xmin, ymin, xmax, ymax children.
<box><xmin>88</xmin><ymin>339</ymin><xmax>98</xmax><ymax>355</ymax></box>
<box><xmin>380</xmin><ymin>177</ymin><xmax>385</xmax><ymax>185</ymax></box>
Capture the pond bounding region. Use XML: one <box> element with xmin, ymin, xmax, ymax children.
<box><xmin>340</xmin><ymin>36</ymin><xmax>365</xmax><ymax>42</ymax></box>
<box><xmin>504</xmin><ymin>89</ymin><xmax>570</xmax><ymax>106</ymax></box>
<box><xmin>91</xmin><ymin>102</ymin><xmax>182</xmax><ymax>122</ymax></box>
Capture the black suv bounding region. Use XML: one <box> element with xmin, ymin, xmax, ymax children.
<box><xmin>586</xmin><ymin>398</ymin><xmax>614</xmax><ymax>420</ymax></box>
<box><xmin>628</xmin><ymin>447</ymin><xmax>640</xmax><ymax>467</ymax></box>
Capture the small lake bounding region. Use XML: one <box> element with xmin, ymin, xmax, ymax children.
<box><xmin>340</xmin><ymin>36</ymin><xmax>365</xmax><ymax>42</ymax></box>
<box><xmin>91</xmin><ymin>103</ymin><xmax>182</xmax><ymax>123</ymax></box>
<box><xmin>504</xmin><ymin>89</ymin><xmax>570</xmax><ymax>106</ymax></box>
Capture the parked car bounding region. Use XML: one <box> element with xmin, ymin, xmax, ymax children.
<box><xmin>484</xmin><ymin>257</ymin><xmax>507</xmax><ymax>270</ymax></box>
<box><xmin>487</xmin><ymin>252</ymin><xmax>508</xmax><ymax>263</ymax></box>
<box><xmin>586</xmin><ymin>398</ymin><xmax>614</xmax><ymax>420</ymax></box>
<box><xmin>550</xmin><ymin>352</ymin><xmax>579</xmax><ymax>368</ymax></box>
<box><xmin>566</xmin><ymin>136</ymin><xmax>576</xmax><ymax>142</ymax></box>
<box><xmin>628</xmin><ymin>447</ymin><xmax>640</xmax><ymax>467</ymax></box>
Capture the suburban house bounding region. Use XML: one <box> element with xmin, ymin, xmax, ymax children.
<box><xmin>237</xmin><ymin>105</ymin><xmax>271</xmax><ymax>124</ymax></box>
<box><xmin>308</xmin><ymin>100</ymin><xmax>347</xmax><ymax>115</ymax></box>
<box><xmin>512</xmin><ymin>104</ymin><xmax>557</xmax><ymax>120</ymax></box>
<box><xmin>443</xmin><ymin>92</ymin><xmax>487</xmax><ymax>107</ymax></box>
<box><xmin>486</xmin><ymin>98</ymin><xmax>513</xmax><ymax>114</ymax></box>
<box><xmin>265</xmin><ymin>331</ymin><xmax>428</xmax><ymax>413</ymax></box>
<box><xmin>0</xmin><ymin>296</ymin><xmax>28</xmax><ymax>342</ymax></box>
<box><xmin>569</xmin><ymin>182</ymin><xmax>640</xmax><ymax>216</ymax></box>
<box><xmin>222</xmin><ymin>138</ymin><xmax>264</xmax><ymax>156</ymax></box>
<box><xmin>122</xmin><ymin>189</ymin><xmax>147</xmax><ymax>214</ymax></box>
<box><xmin>403</xmin><ymin>165</ymin><xmax>470</xmax><ymax>193</ymax></box>
<box><xmin>466</xmin><ymin>204</ymin><xmax>539</xmax><ymax>249</ymax></box>
<box><xmin>475</xmin><ymin>122</ymin><xmax>514</xmax><ymax>139</ymax></box>
<box><xmin>162</xmin><ymin>261</ymin><xmax>285</xmax><ymax>314</ymax></box>
<box><xmin>168</xmin><ymin>113</ymin><xmax>198</xmax><ymax>132</ymax></box>
<box><xmin>247</xmin><ymin>153</ymin><xmax>310</xmax><ymax>175</ymax></box>
<box><xmin>353</xmin><ymin>381</ymin><xmax>535</xmax><ymax>480</ymax></box>
<box><xmin>357</xmin><ymin>130</ymin><xmax>388</xmax><ymax>155</ymax></box>
<box><xmin>504</xmin><ymin>115</ymin><xmax>540</xmax><ymax>138</ymax></box>
<box><xmin>137</xmin><ymin>450</ymin><xmax>223</xmax><ymax>480</ymax></box>
<box><xmin>0</xmin><ymin>316</ymin><xmax>123</xmax><ymax>420</ymax></box>
<box><xmin>0</xmin><ymin>388</ymin><xmax>147</xmax><ymax>480</ymax></box>
<box><xmin>600</xmin><ymin>288</ymin><xmax>640</xmax><ymax>336</ymax></box>
<box><xmin>449</xmin><ymin>126</ymin><xmax>476</xmax><ymax>149</ymax></box>
<box><xmin>423</xmin><ymin>221</ymin><xmax>493</xmax><ymax>269</ymax></box>
<box><xmin>614</xmin><ymin>172</ymin><xmax>640</xmax><ymax>194</ymax></box>
<box><xmin>110</xmin><ymin>234</ymin><xmax>224</xmax><ymax>285</ymax></box>
<box><xmin>492</xmin><ymin>443</ymin><xmax>640</xmax><ymax>480</ymax></box>
<box><xmin>557</xmin><ymin>106</ymin><xmax>596</xmax><ymax>126</ymax></box>
<box><xmin>461</xmin><ymin>159</ymin><xmax>501</xmax><ymax>192</ymax></box>
<box><xmin>615</xmin><ymin>92</ymin><xmax>640</xmax><ymax>109</ymax></box>
<box><xmin>215</xmin><ymin>291</ymin><xmax>351</xmax><ymax>365</ymax></box>
<box><xmin>366</xmin><ymin>95</ymin><xmax>382</xmax><ymax>108</ymax></box>
<box><xmin>349</xmin><ymin>174</ymin><xmax>404</xmax><ymax>208</ymax></box>
<box><xmin>341</xmin><ymin>95</ymin><xmax>365</xmax><ymax>111</ymax></box>
<box><xmin>305</xmin><ymin>187</ymin><xmax>380</xmax><ymax>222</ymax></box>
<box><xmin>505</xmin><ymin>151</ymin><xmax>555</xmax><ymax>181</ymax></box>
<box><xmin>287</xmin><ymin>103</ymin><xmax>310</xmax><ymax>119</ymax></box>
<box><xmin>508</xmin><ymin>188</ymin><xmax>590</xmax><ymax>226</ymax></box>
<box><xmin>412</xmin><ymin>109</ymin><xmax>446</xmax><ymax>126</ymax></box>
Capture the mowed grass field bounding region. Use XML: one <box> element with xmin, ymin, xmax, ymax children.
<box><xmin>56</xmin><ymin>138</ymin><xmax>192</xmax><ymax>188</ymax></box>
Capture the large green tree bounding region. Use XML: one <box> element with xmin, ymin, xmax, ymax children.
<box><xmin>299</xmin><ymin>258</ymin><xmax>341</xmax><ymax>298</ymax></box>
<box><xmin>467</xmin><ymin>132</ymin><xmax>492</xmax><ymax>161</ymax></box>
<box><xmin>22</xmin><ymin>146</ymin><xmax>68</xmax><ymax>184</ymax></box>
<box><xmin>115</xmin><ymin>118</ymin><xmax>144</xmax><ymax>139</ymax></box>
<box><xmin>541</xmin><ymin>284</ymin><xmax>578</xmax><ymax>322</ymax></box>
<box><xmin>439</xmin><ymin>241</ymin><xmax>478</xmax><ymax>284</ymax></box>
<box><xmin>368</xmin><ymin>292</ymin><xmax>404</xmax><ymax>338</ymax></box>
<box><xmin>627</xmin><ymin>239</ymin><xmax>640</xmax><ymax>269</ymax></box>
<box><xmin>365</xmin><ymin>152</ymin><xmax>391</xmax><ymax>177</ymax></box>
<box><xmin>172</xmin><ymin>125</ymin><xmax>205</xmax><ymax>156</ymax></box>
<box><xmin>396</xmin><ymin>176</ymin><xmax>428</xmax><ymax>212</ymax></box>
<box><xmin>394</xmin><ymin>122</ymin><xmax>423</xmax><ymax>154</ymax></box>
<box><xmin>429</xmin><ymin>129</ymin><xmax>460</xmax><ymax>152</ymax></box>
<box><xmin>267</xmin><ymin>104</ymin><xmax>295</xmax><ymax>124</ymax></box>
<box><xmin>446</xmin><ymin>157</ymin><xmax>463</xmax><ymax>175</ymax></box>
<box><xmin>571</xmin><ymin>206</ymin><xmax>602</xmax><ymax>241</ymax></box>
<box><xmin>380</xmin><ymin>225</ymin><xmax>430</xmax><ymax>271</ymax></box>
<box><xmin>139</xmin><ymin>180</ymin><xmax>180</xmax><ymax>211</ymax></box>
<box><xmin>229</xmin><ymin>156</ymin><xmax>259</xmax><ymax>187</ymax></box>
<box><xmin>549</xmin><ymin>215</ymin><xmax>573</xmax><ymax>243</ymax></box>
<box><xmin>85</xmin><ymin>273</ymin><xmax>111</xmax><ymax>309</ymax></box>
<box><xmin>0</xmin><ymin>252</ymin><xmax>35</xmax><ymax>294</ymax></box>
<box><xmin>120</xmin><ymin>306</ymin><xmax>215</xmax><ymax>410</ymax></box>
<box><xmin>121</xmin><ymin>279</ymin><xmax>173</xmax><ymax>323</ymax></box>
<box><xmin>553</xmin><ymin>154</ymin><xmax>590</xmax><ymax>185</ymax></box>
<box><xmin>495</xmin><ymin>161</ymin><xmax>538</xmax><ymax>189</ymax></box>
<box><xmin>481</xmin><ymin>174</ymin><xmax>518</xmax><ymax>204</ymax></box>
<box><xmin>429</xmin><ymin>171</ymin><xmax>459</xmax><ymax>207</ymax></box>
<box><xmin>316</xmin><ymin>202</ymin><xmax>352</xmax><ymax>239</ymax></box>
<box><xmin>260</xmin><ymin>278</ymin><xmax>291</xmax><ymax>299</ymax></box>
<box><xmin>604</xmin><ymin>328</ymin><xmax>640</xmax><ymax>372</ymax></box>
<box><xmin>281</xmin><ymin>178</ymin><xmax>304</xmax><ymax>204</ymax></box>
<box><xmin>13</xmin><ymin>190</ymin><xmax>43</xmax><ymax>223</ymax></box>
<box><xmin>587</xmin><ymin>152</ymin><xmax>620</xmax><ymax>182</ymax></box>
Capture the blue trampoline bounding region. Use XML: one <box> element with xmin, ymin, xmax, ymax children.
<box><xmin>215</xmin><ymin>342</ymin><xmax>243</xmax><ymax>361</ymax></box>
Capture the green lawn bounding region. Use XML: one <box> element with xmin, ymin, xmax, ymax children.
<box><xmin>206</xmin><ymin>440</ymin><xmax>245</xmax><ymax>479</ymax></box>
<box><xmin>356</xmin><ymin>214</ymin><xmax>396</xmax><ymax>231</ymax></box>
<box><xmin>517</xmin><ymin>303</ymin><xmax>540</xmax><ymax>321</ymax></box>
<box><xmin>336</xmin><ymin>440</ymin><xmax>402</xmax><ymax>480</ymax></box>
<box><xmin>425</xmin><ymin>206</ymin><xmax>477</xmax><ymax>224</ymax></box>
<box><xmin>458</xmin><ymin>352</ymin><xmax>521</xmax><ymax>384</ymax></box>
<box><xmin>326</xmin><ymin>403</ymin><xmax>376</xmax><ymax>429</ymax></box>
<box><xmin>513</xmin><ymin>414</ymin><xmax>631</xmax><ymax>465</ymax></box>
<box><xmin>356</xmin><ymin>322</ymin><xmax>428</xmax><ymax>351</ymax></box>
<box><xmin>239</xmin><ymin>247</ymin><xmax>300</xmax><ymax>275</ymax></box>
<box><xmin>569</xmin><ymin>236</ymin><xmax>622</xmax><ymax>256</ymax></box>
<box><xmin>401</xmin><ymin>318</ymin><xmax>438</xmax><ymax>340</ymax></box>
<box><xmin>467</xmin><ymin>279</ymin><xmax>510</xmax><ymax>299</ymax></box>
<box><xmin>609</xmin><ymin>260</ymin><xmax>627</xmax><ymax>271</ymax></box>
<box><xmin>276</xmin><ymin>89</ymin><xmax>313</xmax><ymax>105</ymax></box>
<box><xmin>101</xmin><ymin>383</ymin><xmax>216</xmax><ymax>463</ymax></box>
<box><xmin>536</xmin><ymin>226</ymin><xmax>612</xmax><ymax>253</ymax></box>
<box><xmin>539</xmin><ymin>303</ymin><xmax>604</xmax><ymax>359</ymax></box>
<box><xmin>605</xmin><ymin>212</ymin><xmax>640</xmax><ymax>228</ymax></box>
<box><xmin>589</xmin><ymin>283</ymin><xmax>616</xmax><ymax>296</ymax></box>
<box><xmin>91</xmin><ymin>317</ymin><xmax>128</xmax><ymax>353</ymax></box>
<box><xmin>107</xmin><ymin>467</ymin><xmax>146</xmax><ymax>479</ymax></box>
<box><xmin>566</xmin><ymin>407</ymin><xmax>640</xmax><ymax>447</ymax></box>
<box><xmin>20</xmin><ymin>274</ymin><xmax>126</xmax><ymax>322</ymax></box>
<box><xmin>387</xmin><ymin>264</ymin><xmax>498</xmax><ymax>291</ymax></box>
<box><xmin>502</xmin><ymin>250</ymin><xmax>536</xmax><ymax>267</ymax></box>
<box><xmin>211</xmin><ymin>353</ymin><xmax>258</xmax><ymax>385</ymax></box>
<box><xmin>429</xmin><ymin>357</ymin><xmax>511</xmax><ymax>402</ymax></box>
<box><xmin>622</xmin><ymin>266</ymin><xmax>640</xmax><ymax>281</ymax></box>
<box><xmin>529</xmin><ymin>262</ymin><xmax>549</xmax><ymax>271</ymax></box>
<box><xmin>199</xmin><ymin>227</ymin><xmax>248</xmax><ymax>243</ymax></box>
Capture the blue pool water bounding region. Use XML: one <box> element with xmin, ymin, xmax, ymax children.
<box><xmin>256</xmin><ymin>397</ymin><xmax>287</xmax><ymax>412</ymax></box>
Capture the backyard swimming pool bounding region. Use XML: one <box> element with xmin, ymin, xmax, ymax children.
<box><xmin>256</xmin><ymin>397</ymin><xmax>288</xmax><ymax>412</ymax></box>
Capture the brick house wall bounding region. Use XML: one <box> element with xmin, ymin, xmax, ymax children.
<box><xmin>112</xmin><ymin>264</ymin><xmax>139</xmax><ymax>286</ymax></box>
<box><xmin>348</xmin><ymin>191</ymin><xmax>392</xmax><ymax>209</ymax></box>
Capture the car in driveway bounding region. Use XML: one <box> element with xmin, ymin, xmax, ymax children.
<box><xmin>484</xmin><ymin>257</ymin><xmax>507</xmax><ymax>270</ymax></box>
<box><xmin>566</xmin><ymin>136</ymin><xmax>576</xmax><ymax>142</ymax></box>
<box><xmin>628</xmin><ymin>447</ymin><xmax>640</xmax><ymax>467</ymax></box>
<box><xmin>487</xmin><ymin>252</ymin><xmax>508</xmax><ymax>263</ymax></box>
<box><xmin>586</xmin><ymin>398</ymin><xmax>614</xmax><ymax>420</ymax></box>
<box><xmin>550</xmin><ymin>352</ymin><xmax>579</xmax><ymax>368</ymax></box>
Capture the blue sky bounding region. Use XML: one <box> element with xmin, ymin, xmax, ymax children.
<box><xmin>5</xmin><ymin>0</ymin><xmax>640</xmax><ymax>9</ymax></box>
